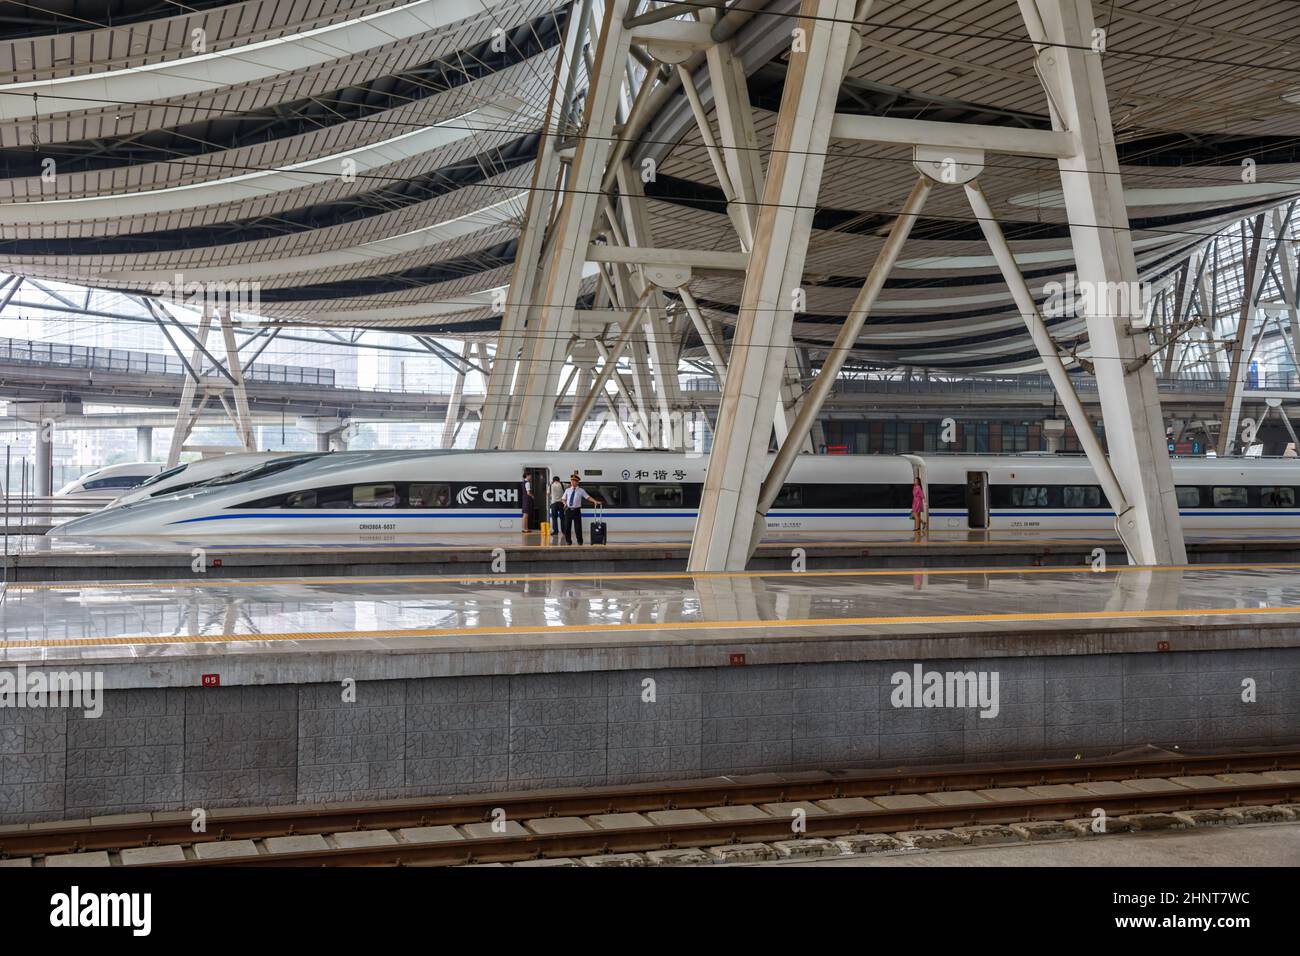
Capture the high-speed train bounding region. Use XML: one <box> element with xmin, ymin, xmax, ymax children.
<box><xmin>55</xmin><ymin>461</ymin><xmax>163</xmax><ymax>498</ymax></box>
<box><xmin>108</xmin><ymin>451</ymin><xmax>301</xmax><ymax>508</ymax></box>
<box><xmin>47</xmin><ymin>449</ymin><xmax>1300</xmax><ymax>536</ymax></box>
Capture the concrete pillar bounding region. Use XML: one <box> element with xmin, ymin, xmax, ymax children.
<box><xmin>7</xmin><ymin>402</ymin><xmax>78</xmax><ymax>496</ymax></box>
<box><xmin>136</xmin><ymin>426</ymin><xmax>153</xmax><ymax>461</ymax></box>
<box><xmin>298</xmin><ymin>417</ymin><xmax>350</xmax><ymax>453</ymax></box>
<box><xmin>1042</xmin><ymin>419</ymin><xmax>1066</xmax><ymax>454</ymax></box>
<box><xmin>36</xmin><ymin>422</ymin><xmax>52</xmax><ymax>496</ymax></box>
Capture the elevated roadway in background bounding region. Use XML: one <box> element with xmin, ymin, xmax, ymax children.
<box><xmin>0</xmin><ymin>335</ymin><xmax>456</xmax><ymax>422</ymax></box>
<box><xmin>0</xmin><ymin>334</ymin><xmax>1258</xmax><ymax>426</ymax></box>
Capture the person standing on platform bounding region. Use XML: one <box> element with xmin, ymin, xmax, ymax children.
<box><xmin>548</xmin><ymin>475</ymin><xmax>565</xmax><ymax>539</ymax></box>
<box><xmin>911</xmin><ymin>476</ymin><xmax>927</xmax><ymax>535</ymax></box>
<box><xmin>562</xmin><ymin>474</ymin><xmax>601</xmax><ymax>545</ymax></box>
<box><xmin>520</xmin><ymin>470</ymin><xmax>533</xmax><ymax>532</ymax></box>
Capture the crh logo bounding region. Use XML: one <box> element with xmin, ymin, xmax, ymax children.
<box><xmin>456</xmin><ymin>486</ymin><xmax>479</xmax><ymax>505</ymax></box>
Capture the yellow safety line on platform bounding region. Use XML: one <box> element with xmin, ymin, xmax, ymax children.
<box><xmin>6</xmin><ymin>561</ymin><xmax>1300</xmax><ymax>591</ymax></box>
<box><xmin>6</xmin><ymin>603</ymin><xmax>1300</xmax><ymax>650</ymax></box>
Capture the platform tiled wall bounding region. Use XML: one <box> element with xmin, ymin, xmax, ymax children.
<box><xmin>3</xmin><ymin>649</ymin><xmax>1299</xmax><ymax>823</ymax></box>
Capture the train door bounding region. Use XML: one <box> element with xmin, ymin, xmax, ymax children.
<box><xmin>524</xmin><ymin>466</ymin><xmax>548</xmax><ymax>529</ymax></box>
<box><xmin>966</xmin><ymin>471</ymin><xmax>988</xmax><ymax>529</ymax></box>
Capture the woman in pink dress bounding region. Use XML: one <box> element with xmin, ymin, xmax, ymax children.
<box><xmin>911</xmin><ymin>478</ymin><xmax>926</xmax><ymax>534</ymax></box>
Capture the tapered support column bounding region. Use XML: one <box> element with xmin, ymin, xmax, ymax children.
<box><xmin>688</xmin><ymin>0</ymin><xmax>861</xmax><ymax>573</ymax></box>
<box><xmin>1027</xmin><ymin>0</ymin><xmax>1185</xmax><ymax>565</ymax></box>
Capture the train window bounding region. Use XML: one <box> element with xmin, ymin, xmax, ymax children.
<box><xmin>639</xmin><ymin>483</ymin><xmax>683</xmax><ymax>508</ymax></box>
<box><xmin>151</xmin><ymin>481</ymin><xmax>204</xmax><ymax>497</ymax></box>
<box><xmin>84</xmin><ymin>475</ymin><xmax>147</xmax><ymax>490</ymax></box>
<box><xmin>354</xmin><ymin>484</ymin><xmax>399</xmax><ymax>508</ymax></box>
<box><xmin>773</xmin><ymin>485</ymin><xmax>802</xmax><ymax>508</ymax></box>
<box><xmin>138</xmin><ymin>465</ymin><xmax>187</xmax><ymax>488</ymax></box>
<box><xmin>1212</xmin><ymin>486</ymin><xmax>1248</xmax><ymax>507</ymax></box>
<box><xmin>1175</xmin><ymin>487</ymin><xmax>1200</xmax><ymax>508</ymax></box>
<box><xmin>1062</xmin><ymin>486</ymin><xmax>1102</xmax><ymax>509</ymax></box>
<box><xmin>804</xmin><ymin>484</ymin><xmax>904</xmax><ymax>509</ymax></box>
<box><xmin>409</xmin><ymin>483</ymin><xmax>451</xmax><ymax>508</ymax></box>
<box><xmin>1009</xmin><ymin>486</ymin><xmax>1051</xmax><ymax>508</ymax></box>
<box><xmin>285</xmin><ymin>490</ymin><xmax>318</xmax><ymax>509</ymax></box>
<box><xmin>928</xmin><ymin>484</ymin><xmax>965</xmax><ymax>508</ymax></box>
<box><xmin>205</xmin><ymin>454</ymin><xmax>322</xmax><ymax>486</ymax></box>
<box><xmin>1260</xmin><ymin>486</ymin><xmax>1296</xmax><ymax>508</ymax></box>
<box><xmin>317</xmin><ymin>485</ymin><xmax>353</xmax><ymax>508</ymax></box>
<box><xmin>587</xmin><ymin>484</ymin><xmax>625</xmax><ymax>507</ymax></box>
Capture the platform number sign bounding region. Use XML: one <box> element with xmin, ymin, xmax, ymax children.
<box><xmin>201</xmin><ymin>674</ymin><xmax>220</xmax><ymax>687</ymax></box>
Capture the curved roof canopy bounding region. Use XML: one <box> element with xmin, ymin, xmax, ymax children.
<box><xmin>0</xmin><ymin>0</ymin><xmax>1296</xmax><ymax>372</ymax></box>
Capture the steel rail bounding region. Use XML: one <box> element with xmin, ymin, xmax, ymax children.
<box><xmin>176</xmin><ymin>780</ymin><xmax>1300</xmax><ymax>867</ymax></box>
<box><xmin>4</xmin><ymin>749</ymin><xmax>1297</xmax><ymax>861</ymax></box>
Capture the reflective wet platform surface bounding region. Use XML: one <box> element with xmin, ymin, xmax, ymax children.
<box><xmin>8</xmin><ymin>528</ymin><xmax>1300</xmax><ymax>581</ymax></box>
<box><xmin>4</xmin><ymin>564</ymin><xmax>1300</xmax><ymax>670</ymax></box>
<box><xmin>14</xmin><ymin>527</ymin><xmax>1300</xmax><ymax>554</ymax></box>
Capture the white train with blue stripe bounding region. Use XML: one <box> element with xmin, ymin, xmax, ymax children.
<box><xmin>47</xmin><ymin>448</ymin><xmax>1300</xmax><ymax>536</ymax></box>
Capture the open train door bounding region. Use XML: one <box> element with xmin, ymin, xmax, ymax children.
<box><xmin>524</xmin><ymin>465</ymin><xmax>549</xmax><ymax>530</ymax></box>
<box><xmin>966</xmin><ymin>471</ymin><xmax>989</xmax><ymax>529</ymax></box>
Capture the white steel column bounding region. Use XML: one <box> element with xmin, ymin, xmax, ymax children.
<box><xmin>1218</xmin><ymin>214</ymin><xmax>1267</xmax><ymax>454</ymax></box>
<box><xmin>688</xmin><ymin>0</ymin><xmax>860</xmax><ymax>572</ymax></box>
<box><xmin>478</xmin><ymin>3</ymin><xmax>590</xmax><ymax>449</ymax></box>
<box><xmin>965</xmin><ymin>179</ymin><xmax>1133</xmax><ymax>547</ymax></box>
<box><xmin>560</xmin><ymin>290</ymin><xmax>652</xmax><ymax>450</ymax></box>
<box><xmin>615</xmin><ymin>162</ymin><xmax>685</xmax><ymax>448</ymax></box>
<box><xmin>511</xmin><ymin>0</ymin><xmax>634</xmax><ymax>449</ymax></box>
<box><xmin>440</xmin><ymin>342</ymin><xmax>470</xmax><ymax>449</ymax></box>
<box><xmin>1276</xmin><ymin>207</ymin><xmax>1300</xmax><ymax>371</ymax></box>
<box><xmin>217</xmin><ymin>311</ymin><xmax>255</xmax><ymax>454</ymax></box>
<box><xmin>1026</xmin><ymin>0</ymin><xmax>1186</xmax><ymax>565</ymax></box>
<box><xmin>166</xmin><ymin>306</ymin><xmax>214</xmax><ymax>467</ymax></box>
<box><xmin>678</xmin><ymin>286</ymin><xmax>728</xmax><ymax>383</ymax></box>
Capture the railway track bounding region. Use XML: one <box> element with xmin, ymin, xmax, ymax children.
<box><xmin>4</xmin><ymin>749</ymin><xmax>1298</xmax><ymax>867</ymax></box>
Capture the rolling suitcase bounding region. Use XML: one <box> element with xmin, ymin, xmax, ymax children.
<box><xmin>589</xmin><ymin>503</ymin><xmax>607</xmax><ymax>545</ymax></box>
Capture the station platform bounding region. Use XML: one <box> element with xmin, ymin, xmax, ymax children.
<box><xmin>1</xmin><ymin>564</ymin><xmax>1298</xmax><ymax>824</ymax></box>
<box><xmin>6</xmin><ymin>527</ymin><xmax>1300</xmax><ymax>581</ymax></box>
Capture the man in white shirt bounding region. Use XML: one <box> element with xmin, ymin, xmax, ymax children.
<box><xmin>548</xmin><ymin>476</ymin><xmax>565</xmax><ymax>538</ymax></box>
<box><xmin>561</xmin><ymin>474</ymin><xmax>601</xmax><ymax>545</ymax></box>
